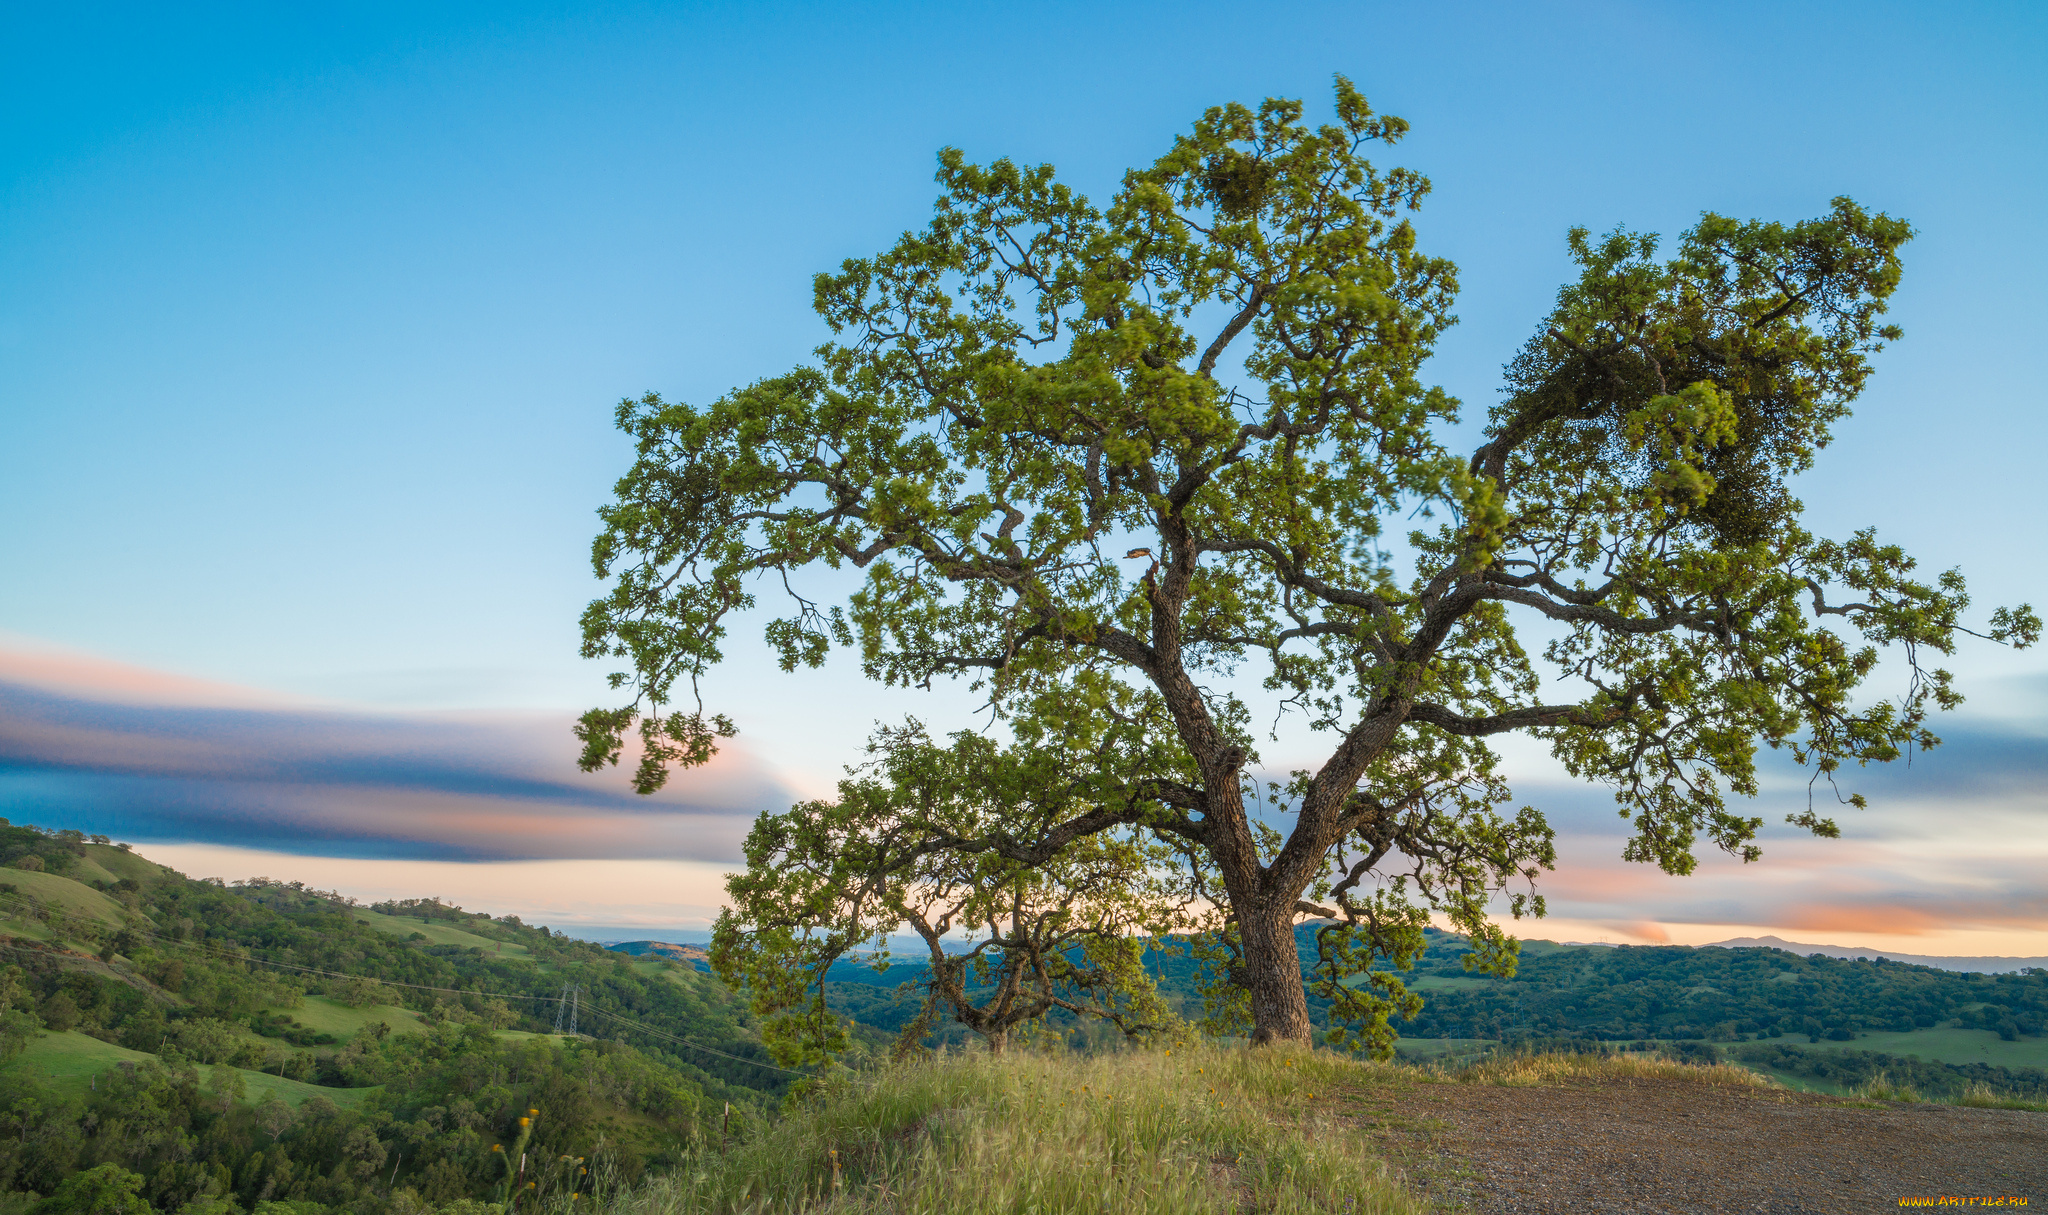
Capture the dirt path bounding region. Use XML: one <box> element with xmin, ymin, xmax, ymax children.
<box><xmin>1350</xmin><ymin>1075</ymin><xmax>2046</xmax><ymax>1213</ymax></box>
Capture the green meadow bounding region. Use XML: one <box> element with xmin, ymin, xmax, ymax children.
<box><xmin>12</xmin><ymin>1031</ymin><xmax>376</xmax><ymax>1109</ymax></box>
<box><xmin>281</xmin><ymin>995</ymin><xmax>429</xmax><ymax>1042</ymax></box>
<box><xmin>347</xmin><ymin>907</ymin><xmax>532</xmax><ymax>957</ymax></box>
<box><xmin>0</xmin><ymin>869</ymin><xmax>126</xmax><ymax>929</ymax></box>
<box><xmin>1795</xmin><ymin>1025</ymin><xmax>2048</xmax><ymax>1070</ymax></box>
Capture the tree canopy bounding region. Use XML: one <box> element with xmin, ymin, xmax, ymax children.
<box><xmin>579</xmin><ymin>78</ymin><xmax>2037</xmax><ymax>1049</ymax></box>
<box><xmin>711</xmin><ymin>720</ymin><xmax>1187</xmax><ymax>1060</ymax></box>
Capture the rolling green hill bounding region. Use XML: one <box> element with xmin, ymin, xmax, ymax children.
<box><xmin>348</xmin><ymin>906</ymin><xmax>533</xmax><ymax>957</ymax></box>
<box><xmin>0</xmin><ymin>820</ymin><xmax>795</xmax><ymax>1211</ymax></box>
<box><xmin>13</xmin><ymin>1030</ymin><xmax>379</xmax><ymax>1109</ymax></box>
<box><xmin>1371</xmin><ymin>930</ymin><xmax>2047</xmax><ymax>1047</ymax></box>
<box><xmin>0</xmin><ymin>867</ymin><xmax>128</xmax><ymax>928</ymax></box>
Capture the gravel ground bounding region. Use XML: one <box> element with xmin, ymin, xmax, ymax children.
<box><xmin>1352</xmin><ymin>1075</ymin><xmax>2047</xmax><ymax>1213</ymax></box>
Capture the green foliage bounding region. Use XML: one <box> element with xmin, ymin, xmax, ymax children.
<box><xmin>1304</xmin><ymin>899</ymin><xmax>1427</xmax><ymax>1057</ymax></box>
<box><xmin>713</xmin><ymin>722</ymin><xmax>1189</xmax><ymax>1063</ymax></box>
<box><xmin>1377</xmin><ymin>939</ymin><xmax>2048</xmax><ymax>1049</ymax></box>
<box><xmin>578</xmin><ymin>79</ymin><xmax>2033</xmax><ymax>1047</ymax></box>
<box><xmin>32</xmin><ymin>1162</ymin><xmax>147</xmax><ymax>1214</ymax></box>
<box><xmin>0</xmin><ymin>825</ymin><xmax>87</xmax><ymax>881</ymax></box>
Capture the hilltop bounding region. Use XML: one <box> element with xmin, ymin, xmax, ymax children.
<box><xmin>1704</xmin><ymin>934</ymin><xmax>2048</xmax><ymax>973</ymax></box>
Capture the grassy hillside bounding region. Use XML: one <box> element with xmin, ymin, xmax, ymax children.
<box><xmin>12</xmin><ymin>1031</ymin><xmax>378</xmax><ymax>1109</ymax></box>
<box><xmin>348</xmin><ymin>906</ymin><xmax>533</xmax><ymax>958</ymax></box>
<box><xmin>283</xmin><ymin>995</ymin><xmax>428</xmax><ymax>1042</ymax></box>
<box><xmin>601</xmin><ymin>1041</ymin><xmax>1422</xmax><ymax>1215</ymax></box>
<box><xmin>12</xmin><ymin>1028</ymin><xmax>158</xmax><ymax>1093</ymax></box>
<box><xmin>0</xmin><ymin>868</ymin><xmax>127</xmax><ymax>928</ymax></box>
<box><xmin>0</xmin><ymin>821</ymin><xmax>796</xmax><ymax>1211</ymax></box>
<box><xmin>0</xmin><ymin>818</ymin><xmax>2032</xmax><ymax>1212</ymax></box>
<box><xmin>579</xmin><ymin>1043</ymin><xmax>1801</xmax><ymax>1215</ymax></box>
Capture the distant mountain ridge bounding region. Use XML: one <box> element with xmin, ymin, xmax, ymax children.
<box><xmin>607</xmin><ymin>939</ymin><xmax>712</xmax><ymax>968</ymax></box>
<box><xmin>1703</xmin><ymin>934</ymin><xmax>2048</xmax><ymax>974</ymax></box>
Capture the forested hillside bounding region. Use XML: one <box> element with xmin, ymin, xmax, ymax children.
<box><xmin>809</xmin><ymin>924</ymin><xmax>2045</xmax><ymax>1046</ymax></box>
<box><xmin>0</xmin><ymin>821</ymin><xmax>793</xmax><ymax>1213</ymax></box>
<box><xmin>1379</xmin><ymin>929</ymin><xmax>2047</xmax><ymax>1044</ymax></box>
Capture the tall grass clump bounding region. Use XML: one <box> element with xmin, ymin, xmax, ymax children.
<box><xmin>1950</xmin><ymin>1082</ymin><xmax>2048</xmax><ymax>1112</ymax></box>
<box><xmin>583</xmin><ymin>1042</ymin><xmax>1418</xmax><ymax>1215</ymax></box>
<box><xmin>1852</xmin><ymin>1072</ymin><xmax>1921</xmax><ymax>1103</ymax></box>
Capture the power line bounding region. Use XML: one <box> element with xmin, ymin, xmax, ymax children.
<box><xmin>0</xmin><ymin>888</ymin><xmax>809</xmax><ymax>1077</ymax></box>
<box><xmin>552</xmin><ymin>983</ymin><xmax>581</xmax><ymax>1035</ymax></box>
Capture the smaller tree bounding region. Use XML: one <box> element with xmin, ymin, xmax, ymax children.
<box><xmin>206</xmin><ymin>1064</ymin><xmax>246</xmax><ymax>1114</ymax></box>
<box><xmin>334</xmin><ymin>976</ymin><xmax>387</xmax><ymax>1009</ymax></box>
<box><xmin>713</xmin><ymin>718</ymin><xmax>1191</xmax><ymax>1060</ymax></box>
<box><xmin>0</xmin><ymin>966</ymin><xmax>39</xmax><ymax>1063</ymax></box>
<box><xmin>254</xmin><ymin>1090</ymin><xmax>295</xmax><ymax>1143</ymax></box>
<box><xmin>170</xmin><ymin>1018</ymin><xmax>237</xmax><ymax>1065</ymax></box>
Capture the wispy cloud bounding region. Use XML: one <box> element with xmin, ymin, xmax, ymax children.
<box><xmin>0</xmin><ymin>645</ymin><xmax>793</xmax><ymax>862</ymax></box>
<box><xmin>4</xmin><ymin>641</ymin><xmax>2045</xmax><ymax>954</ymax></box>
<box><xmin>1478</xmin><ymin>722</ymin><xmax>2048</xmax><ymax>953</ymax></box>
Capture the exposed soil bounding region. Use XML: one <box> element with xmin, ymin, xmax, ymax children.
<box><xmin>1350</xmin><ymin>1075</ymin><xmax>2047</xmax><ymax>1213</ymax></box>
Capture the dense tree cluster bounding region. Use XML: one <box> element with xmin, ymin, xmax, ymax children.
<box><xmin>0</xmin><ymin>1028</ymin><xmax>724</xmax><ymax>1210</ymax></box>
<box><xmin>0</xmin><ymin>822</ymin><xmax>103</xmax><ymax>879</ymax></box>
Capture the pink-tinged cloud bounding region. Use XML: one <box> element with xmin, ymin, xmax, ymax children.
<box><xmin>135</xmin><ymin>844</ymin><xmax>741</xmax><ymax>932</ymax></box>
<box><xmin>0</xmin><ymin>634</ymin><xmax>303</xmax><ymax>710</ymax></box>
<box><xmin>0</xmin><ymin>641</ymin><xmax>796</xmax><ymax>862</ymax></box>
<box><xmin>1595</xmin><ymin>921</ymin><xmax>1670</xmax><ymax>943</ymax></box>
<box><xmin>1387</xmin><ymin>715</ymin><xmax>2048</xmax><ymax>956</ymax></box>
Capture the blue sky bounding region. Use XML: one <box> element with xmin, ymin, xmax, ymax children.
<box><xmin>3</xmin><ymin>1</ymin><xmax>2044</xmax><ymax>945</ymax></box>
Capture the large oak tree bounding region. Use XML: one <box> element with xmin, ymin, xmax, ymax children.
<box><xmin>578</xmin><ymin>80</ymin><xmax>2037</xmax><ymax>1048</ymax></box>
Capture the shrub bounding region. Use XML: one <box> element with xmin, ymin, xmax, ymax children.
<box><xmin>169</xmin><ymin>1018</ymin><xmax>238</xmax><ymax>1065</ymax></box>
<box><xmin>37</xmin><ymin>993</ymin><xmax>77</xmax><ymax>1034</ymax></box>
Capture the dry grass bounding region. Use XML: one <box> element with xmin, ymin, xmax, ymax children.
<box><xmin>1424</xmin><ymin>1048</ymin><xmax>2048</xmax><ymax>1114</ymax></box>
<box><xmin>1851</xmin><ymin>1072</ymin><xmax>1923</xmax><ymax>1104</ymax></box>
<box><xmin>1941</xmin><ymin>1081</ymin><xmax>2048</xmax><ymax>1112</ymax></box>
<box><xmin>580</xmin><ymin>1042</ymin><xmax>1420</xmax><ymax>1215</ymax></box>
<box><xmin>1427</xmin><ymin>1048</ymin><xmax>1771</xmax><ymax>1090</ymax></box>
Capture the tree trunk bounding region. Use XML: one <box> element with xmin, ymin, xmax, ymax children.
<box><xmin>983</xmin><ymin>1027</ymin><xmax>1008</xmax><ymax>1056</ymax></box>
<box><xmin>1240</xmin><ymin>903</ymin><xmax>1313</xmax><ymax>1045</ymax></box>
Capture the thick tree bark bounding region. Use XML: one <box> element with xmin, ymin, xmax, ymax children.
<box><xmin>984</xmin><ymin>1028</ymin><xmax>1008</xmax><ymax>1056</ymax></box>
<box><xmin>1239</xmin><ymin>900</ymin><xmax>1313</xmax><ymax>1045</ymax></box>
